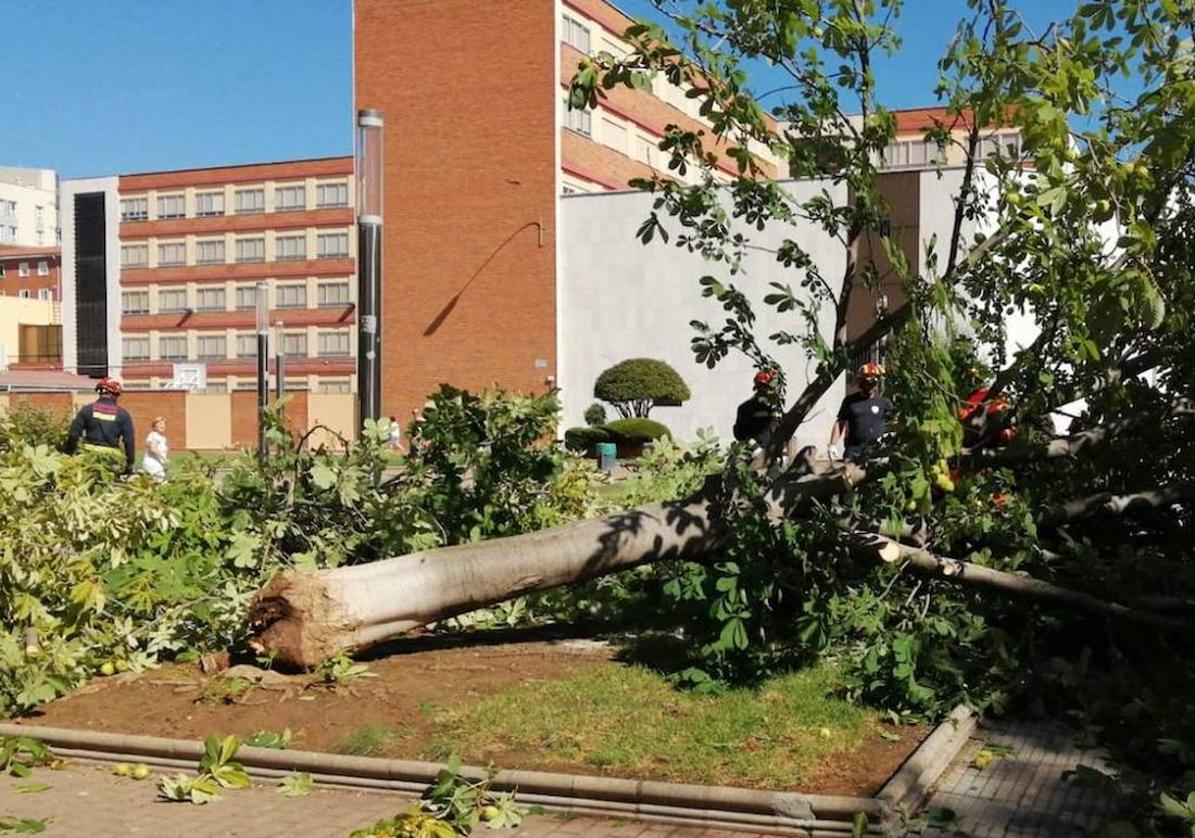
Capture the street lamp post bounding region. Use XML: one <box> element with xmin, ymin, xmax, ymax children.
<box><xmin>356</xmin><ymin>109</ymin><xmax>384</xmax><ymax>429</ymax></box>
<box><xmin>256</xmin><ymin>282</ymin><xmax>269</xmax><ymax>467</ymax></box>
<box><xmin>274</xmin><ymin>320</ymin><xmax>286</xmax><ymax>401</ymax></box>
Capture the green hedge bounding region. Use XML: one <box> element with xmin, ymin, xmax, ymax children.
<box><xmin>564</xmin><ymin>426</ymin><xmax>610</xmax><ymax>453</ymax></box>
<box><xmin>602</xmin><ymin>418</ymin><xmax>671</xmax><ymax>444</ymax></box>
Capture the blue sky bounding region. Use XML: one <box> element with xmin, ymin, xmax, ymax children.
<box><xmin>2</xmin><ymin>0</ymin><xmax>1080</xmax><ymax>179</ymax></box>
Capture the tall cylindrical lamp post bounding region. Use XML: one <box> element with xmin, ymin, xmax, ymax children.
<box><xmin>255</xmin><ymin>282</ymin><xmax>270</xmax><ymax>467</ymax></box>
<box><xmin>356</xmin><ymin>109</ymin><xmax>384</xmax><ymax>429</ymax></box>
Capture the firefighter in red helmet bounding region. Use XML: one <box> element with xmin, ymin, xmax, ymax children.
<box><xmin>65</xmin><ymin>377</ymin><xmax>136</xmax><ymax>474</ymax></box>
<box><xmin>829</xmin><ymin>363</ymin><xmax>894</xmax><ymax>461</ymax></box>
<box><xmin>733</xmin><ymin>369</ymin><xmax>780</xmax><ymax>445</ymax></box>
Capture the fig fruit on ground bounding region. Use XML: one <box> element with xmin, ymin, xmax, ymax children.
<box><xmin>480</xmin><ymin>805</ymin><xmax>501</xmax><ymax>821</ymax></box>
<box><xmin>99</xmin><ymin>662</ymin><xmax>115</xmax><ymax>677</ymax></box>
<box><xmin>112</xmin><ymin>763</ymin><xmax>131</xmax><ymax>777</ymax></box>
<box><xmin>132</xmin><ymin>764</ymin><xmax>150</xmax><ymax>780</ymax></box>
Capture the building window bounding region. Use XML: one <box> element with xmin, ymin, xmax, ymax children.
<box><xmin>316</xmin><ymin>232</ymin><xmax>349</xmax><ymax>259</ymax></box>
<box><xmin>282</xmin><ymin>332</ymin><xmax>308</xmax><ymax>357</ymax></box>
<box><xmin>204</xmin><ymin>380</ymin><xmax>228</xmax><ymax>394</ymax></box>
<box><xmin>318</xmin><ymin>330</ymin><xmax>351</xmax><ymax>357</ymax></box>
<box><xmin>234</xmin><ymin>285</ymin><xmax>258</xmax><ymax>310</ymax></box>
<box><xmin>564</xmin><ymin>106</ymin><xmax>592</xmax><ymax>136</ymax></box>
<box><xmin>123</xmin><ymin>336</ymin><xmax>150</xmax><ymax>361</ymax></box>
<box><xmin>275</xmin><ymin>185</ymin><xmax>306</xmax><ymax>212</ymax></box>
<box><xmin>18</xmin><ymin>289</ymin><xmax>30</xmax><ymax>299</ymax></box>
<box><xmin>196</xmin><ymin>287</ymin><xmax>226</xmax><ymax>311</ymax></box>
<box><xmin>196</xmin><ymin>334</ymin><xmax>227</xmax><ymax>360</ymax></box>
<box><xmin>121</xmin><ymin>290</ymin><xmax>149</xmax><ymax>314</ymax></box>
<box><xmin>316</xmin><ymin>181</ymin><xmax>349</xmax><ymax>207</ymax></box>
<box><xmin>18</xmin><ymin>262</ymin><xmax>29</xmax><ymax>277</ymax></box>
<box><xmin>275</xmin><ymin>235</ymin><xmax>306</xmax><ymax>261</ymax></box>
<box><xmin>0</xmin><ymin>265</ymin><xmax>5</xmax><ymax>277</ymax></box>
<box><xmin>157</xmin><ymin>194</ymin><xmax>185</xmax><ymax>219</ymax></box>
<box><xmin>158</xmin><ymin>288</ymin><xmax>189</xmax><ymax>313</ymax></box>
<box><xmin>317</xmin><ymin>281</ymin><xmax>350</xmax><ymax>307</ymax></box>
<box><xmin>159</xmin><ymin>335</ymin><xmax>188</xmax><ymax>360</ymax></box>
<box><xmin>195</xmin><ymin>192</ymin><xmax>225</xmax><ymax>217</ymax></box>
<box><xmin>120</xmin><ymin>197</ymin><xmax>148</xmax><ymax>221</ymax></box>
<box><xmin>120</xmin><ymin>244</ymin><xmax>148</xmax><ymax>268</ymax></box>
<box><xmin>0</xmin><ymin>227</ymin><xmax>15</xmax><ymax>244</ymax></box>
<box><xmin>319</xmin><ymin>379</ymin><xmax>351</xmax><ymax>394</ymax></box>
<box><xmin>234</xmin><ymin>237</ymin><xmax>265</xmax><ymax>263</ymax></box>
<box><xmin>34</xmin><ymin>206</ymin><xmax>44</xmax><ymax>230</ymax></box>
<box><xmin>562</xmin><ymin>14</ymin><xmax>591</xmax><ymax>53</ymax></box>
<box><xmin>236</xmin><ymin>333</ymin><xmax>257</xmax><ymax>358</ymax></box>
<box><xmin>196</xmin><ymin>239</ymin><xmax>225</xmax><ymax>264</ymax></box>
<box><xmin>36</xmin><ymin>260</ymin><xmax>49</xmax><ymax>276</ymax></box>
<box><xmin>276</xmin><ymin>284</ymin><xmax>307</xmax><ymax>308</ymax></box>
<box><xmin>235</xmin><ymin>188</ymin><xmax>265</xmax><ymax>214</ymax></box>
<box><xmin>37</xmin><ymin>288</ymin><xmax>50</xmax><ymax>301</ymax></box>
<box><xmin>158</xmin><ymin>242</ymin><xmax>186</xmax><ymax>266</ymax></box>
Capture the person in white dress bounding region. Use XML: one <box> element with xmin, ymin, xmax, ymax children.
<box><xmin>140</xmin><ymin>416</ymin><xmax>169</xmax><ymax>480</ymax></box>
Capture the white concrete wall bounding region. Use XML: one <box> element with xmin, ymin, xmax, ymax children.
<box><xmin>558</xmin><ymin>180</ymin><xmax>848</xmax><ymax>450</ymax></box>
<box><xmin>59</xmin><ymin>177</ymin><xmax>121</xmax><ymax>376</ymax></box>
<box><xmin>0</xmin><ymin>167</ymin><xmax>57</xmax><ymax>248</ymax></box>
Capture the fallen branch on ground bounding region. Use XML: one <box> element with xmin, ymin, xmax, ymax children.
<box><xmin>848</xmin><ymin>532</ymin><xmax>1188</xmax><ymax>631</ymax></box>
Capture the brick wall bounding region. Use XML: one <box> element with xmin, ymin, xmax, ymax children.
<box><xmin>355</xmin><ymin>0</ymin><xmax>558</xmax><ymax>421</ymax></box>
<box><xmin>119</xmin><ymin>392</ymin><xmax>189</xmax><ymax>451</ymax></box>
<box><xmin>230</xmin><ymin>391</ymin><xmax>259</xmax><ymax>448</ymax></box>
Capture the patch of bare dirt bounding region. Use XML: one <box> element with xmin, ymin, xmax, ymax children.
<box><xmin>10</xmin><ymin>639</ymin><xmax>924</xmax><ymax>795</ymax></box>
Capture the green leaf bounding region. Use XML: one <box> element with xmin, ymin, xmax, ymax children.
<box><xmin>310</xmin><ymin>462</ymin><xmax>337</xmax><ymax>491</ymax></box>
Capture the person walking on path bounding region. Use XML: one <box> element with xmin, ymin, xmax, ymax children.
<box><xmin>829</xmin><ymin>363</ymin><xmax>893</xmax><ymax>462</ymax></box>
<box><xmin>140</xmin><ymin>416</ymin><xmax>169</xmax><ymax>480</ymax></box>
<box><xmin>388</xmin><ymin>416</ymin><xmax>402</xmax><ymax>451</ymax></box>
<box><xmin>64</xmin><ymin>377</ymin><xmax>136</xmax><ymax>475</ymax></box>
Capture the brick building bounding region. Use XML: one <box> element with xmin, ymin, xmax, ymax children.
<box><xmin>60</xmin><ymin>157</ymin><xmax>357</xmax><ymax>392</ymax></box>
<box><xmin>0</xmin><ymin>245</ymin><xmax>61</xmax><ymax>301</ymax></box>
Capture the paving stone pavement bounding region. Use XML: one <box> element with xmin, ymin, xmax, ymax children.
<box><xmin>920</xmin><ymin>718</ymin><xmax>1118</xmax><ymax>837</ymax></box>
<box><xmin>0</xmin><ymin>762</ymin><xmax>766</xmax><ymax>838</ymax></box>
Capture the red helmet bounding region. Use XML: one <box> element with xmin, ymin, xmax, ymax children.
<box><xmin>753</xmin><ymin>370</ymin><xmax>775</xmax><ymax>387</ymax></box>
<box><xmin>95</xmin><ymin>377</ymin><xmax>123</xmax><ymax>397</ymax></box>
<box><xmin>858</xmin><ymin>363</ymin><xmax>885</xmax><ymax>379</ymax></box>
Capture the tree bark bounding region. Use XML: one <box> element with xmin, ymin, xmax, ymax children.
<box><xmin>249</xmin><ymin>496</ymin><xmax>725</xmax><ymax>668</ymax></box>
<box><xmin>849</xmin><ymin>533</ymin><xmax>1187</xmax><ymax>631</ymax></box>
<box><xmin>1038</xmin><ymin>484</ymin><xmax>1194</xmax><ymax>526</ymax></box>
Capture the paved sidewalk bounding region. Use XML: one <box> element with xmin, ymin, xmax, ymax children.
<box><xmin>0</xmin><ymin>762</ymin><xmax>765</xmax><ymax>838</ymax></box>
<box><xmin>920</xmin><ymin>718</ymin><xmax>1118</xmax><ymax>837</ymax></box>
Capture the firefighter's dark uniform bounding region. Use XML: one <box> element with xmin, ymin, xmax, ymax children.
<box><xmin>65</xmin><ymin>396</ymin><xmax>135</xmax><ymax>473</ymax></box>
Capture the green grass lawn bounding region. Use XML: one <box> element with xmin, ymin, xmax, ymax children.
<box><xmin>423</xmin><ymin>663</ymin><xmax>878</xmax><ymax>789</ymax></box>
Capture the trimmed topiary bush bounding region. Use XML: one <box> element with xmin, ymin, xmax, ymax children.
<box><xmin>564</xmin><ymin>425</ymin><xmax>610</xmax><ymax>454</ymax></box>
<box><xmin>602</xmin><ymin>418</ymin><xmax>671</xmax><ymax>444</ymax></box>
<box><xmin>594</xmin><ymin>358</ymin><xmax>691</xmax><ymax>418</ymax></box>
<box><xmin>584</xmin><ymin>402</ymin><xmax>608</xmax><ymax>426</ymax></box>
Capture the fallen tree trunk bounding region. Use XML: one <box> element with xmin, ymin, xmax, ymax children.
<box><xmin>249</xmin><ymin>465</ymin><xmax>863</xmax><ymax>668</ymax></box>
<box><xmin>850</xmin><ymin>533</ymin><xmax>1187</xmax><ymax>631</ymax></box>
<box><xmin>249</xmin><ymin>497</ymin><xmax>722</xmax><ymax>668</ymax></box>
<box><xmin>248</xmin><ymin>407</ymin><xmax>1186</xmax><ymax>668</ymax></box>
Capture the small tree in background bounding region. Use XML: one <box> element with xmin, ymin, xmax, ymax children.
<box><xmin>594</xmin><ymin>358</ymin><xmax>691</xmax><ymax>418</ymax></box>
<box><xmin>584</xmin><ymin>402</ymin><xmax>608</xmax><ymax>426</ymax></box>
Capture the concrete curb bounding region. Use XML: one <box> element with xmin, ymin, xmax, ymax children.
<box><xmin>0</xmin><ymin>708</ymin><xmax>975</xmax><ymax>836</ymax></box>
<box><xmin>876</xmin><ymin>704</ymin><xmax>978</xmax><ymax>818</ymax></box>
